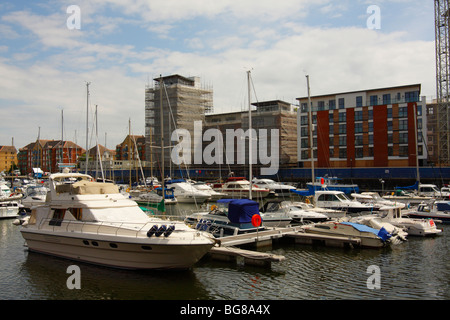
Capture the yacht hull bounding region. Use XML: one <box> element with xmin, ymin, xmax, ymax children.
<box><xmin>21</xmin><ymin>230</ymin><xmax>214</xmax><ymax>270</ymax></box>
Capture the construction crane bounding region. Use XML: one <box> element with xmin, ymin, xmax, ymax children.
<box><xmin>435</xmin><ymin>0</ymin><xmax>450</xmax><ymax>165</ymax></box>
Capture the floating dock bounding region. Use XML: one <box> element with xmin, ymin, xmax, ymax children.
<box><xmin>207</xmin><ymin>226</ymin><xmax>362</xmax><ymax>267</ymax></box>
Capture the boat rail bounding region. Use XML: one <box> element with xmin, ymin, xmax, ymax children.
<box><xmin>35</xmin><ymin>218</ymin><xmax>179</xmax><ymax>238</ymax></box>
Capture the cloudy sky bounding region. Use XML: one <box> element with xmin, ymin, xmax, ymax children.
<box><xmin>0</xmin><ymin>0</ymin><xmax>436</xmax><ymax>150</ymax></box>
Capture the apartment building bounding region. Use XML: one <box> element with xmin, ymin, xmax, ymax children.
<box><xmin>18</xmin><ymin>140</ymin><xmax>85</xmax><ymax>174</ymax></box>
<box><xmin>297</xmin><ymin>84</ymin><xmax>427</xmax><ymax>169</ymax></box>
<box><xmin>0</xmin><ymin>145</ymin><xmax>17</xmax><ymax>173</ymax></box>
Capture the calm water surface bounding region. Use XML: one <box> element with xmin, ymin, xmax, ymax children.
<box><xmin>0</xmin><ymin>205</ymin><xmax>448</xmax><ymax>300</ymax></box>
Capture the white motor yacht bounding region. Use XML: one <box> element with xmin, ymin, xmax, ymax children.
<box><xmin>351</xmin><ymin>192</ymin><xmax>406</xmax><ymax>209</ymax></box>
<box><xmin>21</xmin><ymin>185</ymin><xmax>49</xmax><ymax>211</ymax></box>
<box><xmin>314</xmin><ymin>190</ymin><xmax>377</xmax><ymax>214</ymax></box>
<box><xmin>0</xmin><ymin>183</ymin><xmax>22</xmax><ymax>202</ymax></box>
<box><xmin>214</xmin><ymin>177</ymin><xmax>271</xmax><ymax>199</ymax></box>
<box><xmin>260</xmin><ymin>200</ymin><xmax>328</xmax><ymax>225</ymax></box>
<box><xmin>192</xmin><ymin>181</ymin><xmax>227</xmax><ymax>201</ymax></box>
<box><xmin>0</xmin><ymin>201</ymin><xmax>21</xmax><ymax>219</ymax></box>
<box><xmin>403</xmin><ymin>201</ymin><xmax>450</xmax><ymax>224</ymax></box>
<box><xmin>16</xmin><ymin>173</ymin><xmax>215</xmax><ymax>270</ymax></box>
<box><xmin>166</xmin><ymin>180</ymin><xmax>211</xmax><ymax>203</ymax></box>
<box><xmin>382</xmin><ymin>189</ymin><xmax>433</xmax><ymax>206</ymax></box>
<box><xmin>252</xmin><ymin>178</ymin><xmax>295</xmax><ymax>197</ymax></box>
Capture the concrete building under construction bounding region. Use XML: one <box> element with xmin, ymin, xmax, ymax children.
<box><xmin>145</xmin><ymin>74</ymin><xmax>213</xmax><ymax>175</ymax></box>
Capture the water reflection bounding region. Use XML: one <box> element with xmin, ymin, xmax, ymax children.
<box><xmin>1</xmin><ymin>214</ymin><xmax>448</xmax><ymax>300</ymax></box>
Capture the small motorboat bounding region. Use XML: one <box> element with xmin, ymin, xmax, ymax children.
<box><xmin>301</xmin><ymin>220</ymin><xmax>395</xmax><ymax>248</ymax></box>
<box><xmin>185</xmin><ymin>199</ymin><xmax>266</xmax><ymax>237</ymax></box>
<box><xmin>403</xmin><ymin>201</ymin><xmax>450</xmax><ymax>224</ymax></box>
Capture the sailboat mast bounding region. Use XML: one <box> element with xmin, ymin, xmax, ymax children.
<box><xmin>85</xmin><ymin>81</ymin><xmax>91</xmax><ymax>174</ymax></box>
<box><xmin>61</xmin><ymin>109</ymin><xmax>64</xmax><ymax>169</ymax></box>
<box><xmin>306</xmin><ymin>75</ymin><xmax>315</xmax><ymax>187</ymax></box>
<box><xmin>247</xmin><ymin>70</ymin><xmax>253</xmax><ymax>200</ymax></box>
<box><xmin>414</xmin><ymin>103</ymin><xmax>420</xmax><ymax>193</ymax></box>
<box><xmin>160</xmin><ymin>75</ymin><xmax>165</xmax><ymax>201</ymax></box>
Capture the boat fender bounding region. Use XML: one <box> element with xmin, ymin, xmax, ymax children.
<box><xmin>164</xmin><ymin>225</ymin><xmax>175</xmax><ymax>237</ymax></box>
<box><xmin>147</xmin><ymin>225</ymin><xmax>158</xmax><ymax>237</ymax></box>
<box><xmin>155</xmin><ymin>225</ymin><xmax>167</xmax><ymax>237</ymax></box>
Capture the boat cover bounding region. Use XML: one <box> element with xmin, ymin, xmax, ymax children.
<box><xmin>340</xmin><ymin>222</ymin><xmax>391</xmax><ymax>242</ymax></box>
<box><xmin>227</xmin><ymin>199</ymin><xmax>261</xmax><ymax>224</ymax></box>
<box><xmin>395</xmin><ymin>181</ymin><xmax>419</xmax><ymax>190</ymax></box>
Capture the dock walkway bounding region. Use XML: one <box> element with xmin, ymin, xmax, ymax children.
<box><xmin>208</xmin><ymin>226</ymin><xmax>362</xmax><ymax>267</ymax></box>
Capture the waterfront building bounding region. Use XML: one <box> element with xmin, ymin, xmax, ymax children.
<box><xmin>0</xmin><ymin>145</ymin><xmax>18</xmax><ymax>173</ymax></box>
<box><xmin>115</xmin><ymin>135</ymin><xmax>143</xmax><ymax>161</ymax></box>
<box><xmin>204</xmin><ymin>100</ymin><xmax>298</xmax><ymax>175</ymax></box>
<box><xmin>18</xmin><ymin>140</ymin><xmax>85</xmax><ymax>174</ymax></box>
<box><xmin>145</xmin><ymin>74</ymin><xmax>213</xmax><ymax>170</ymax></box>
<box><xmin>296</xmin><ymin>84</ymin><xmax>427</xmax><ymax>169</ymax></box>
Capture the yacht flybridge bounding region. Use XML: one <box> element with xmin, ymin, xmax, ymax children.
<box><xmin>16</xmin><ymin>173</ymin><xmax>215</xmax><ymax>270</ymax></box>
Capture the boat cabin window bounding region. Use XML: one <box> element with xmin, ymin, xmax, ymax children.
<box><xmin>49</xmin><ymin>209</ymin><xmax>66</xmax><ymax>226</ymax></box>
<box><xmin>318</xmin><ymin>194</ymin><xmax>340</xmax><ymax>202</ymax></box>
<box><xmin>68</xmin><ymin>208</ymin><xmax>83</xmax><ymax>220</ymax></box>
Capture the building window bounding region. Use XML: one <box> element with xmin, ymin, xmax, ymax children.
<box><xmin>338</xmin><ymin>112</ymin><xmax>346</xmax><ymax>122</ymax></box>
<box><xmin>405</xmin><ymin>91</ymin><xmax>419</xmax><ymax>102</ymax></box>
<box><xmin>339</xmin><ymin>136</ymin><xmax>346</xmax><ymax>146</ymax></box>
<box><xmin>399</xmin><ymin>146</ymin><xmax>409</xmax><ymax>157</ymax></box>
<box><xmin>399</xmin><ymin>132</ymin><xmax>408</xmax><ymax>144</ymax></box>
<box><xmin>301</xmin><ymin>139</ymin><xmax>309</xmax><ymax>148</ymax></box>
<box><xmin>355</xmin><ymin>147</ymin><xmax>364</xmax><ymax>158</ymax></box>
<box><xmin>399</xmin><ymin>107</ymin><xmax>408</xmax><ymax>118</ymax></box>
<box><xmin>388</xmin><ymin>133</ymin><xmax>393</xmax><ymax>144</ymax></box>
<box><xmin>339</xmin><ymin>148</ymin><xmax>347</xmax><ymax>158</ymax></box>
<box><xmin>329</xmin><ymin>124</ymin><xmax>334</xmax><ymax>134</ymax></box>
<box><xmin>355</xmin><ymin>111</ymin><xmax>363</xmax><ymax>121</ymax></box>
<box><xmin>370</xmin><ymin>95</ymin><xmax>378</xmax><ymax>106</ymax></box>
<box><xmin>356</xmin><ymin>96</ymin><xmax>363</xmax><ymax>107</ymax></box>
<box><xmin>338</xmin><ymin>98</ymin><xmax>345</xmax><ymax>109</ymax></box>
<box><xmin>399</xmin><ymin>119</ymin><xmax>408</xmax><ymax>130</ymax></box>
<box><xmin>388</xmin><ymin>146</ymin><xmax>394</xmax><ymax>156</ymax></box>
<box><xmin>383</xmin><ymin>94</ymin><xmax>391</xmax><ymax>105</ymax></box>
<box><xmin>355</xmin><ymin>123</ymin><xmax>363</xmax><ymax>133</ymax></box>
<box><xmin>355</xmin><ymin>135</ymin><xmax>363</xmax><ymax>146</ymax></box>
<box><xmin>329</xmin><ymin>100</ymin><xmax>336</xmax><ymax>110</ymax></box>
<box><xmin>387</xmin><ymin>107</ymin><xmax>392</xmax><ymax>119</ymax></box>
<box><xmin>339</xmin><ymin>124</ymin><xmax>346</xmax><ymax>134</ymax></box>
<box><xmin>318</xmin><ymin>101</ymin><xmax>325</xmax><ymax>111</ymax></box>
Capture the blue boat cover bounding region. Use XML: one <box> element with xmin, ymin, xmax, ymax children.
<box><xmin>227</xmin><ymin>199</ymin><xmax>261</xmax><ymax>224</ymax></box>
<box><xmin>340</xmin><ymin>222</ymin><xmax>391</xmax><ymax>242</ymax></box>
<box><xmin>436</xmin><ymin>201</ymin><xmax>450</xmax><ymax>211</ymax></box>
<box><xmin>395</xmin><ymin>181</ymin><xmax>419</xmax><ymax>190</ymax></box>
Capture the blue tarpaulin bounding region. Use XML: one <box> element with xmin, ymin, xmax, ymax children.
<box><xmin>340</xmin><ymin>222</ymin><xmax>391</xmax><ymax>242</ymax></box>
<box><xmin>227</xmin><ymin>199</ymin><xmax>260</xmax><ymax>224</ymax></box>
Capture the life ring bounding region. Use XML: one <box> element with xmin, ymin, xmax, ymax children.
<box><xmin>305</xmin><ymin>198</ymin><xmax>310</xmax><ymax>204</ymax></box>
<box><xmin>251</xmin><ymin>214</ymin><xmax>262</xmax><ymax>227</ymax></box>
<box><xmin>210</xmin><ymin>204</ymin><xmax>217</xmax><ymax>211</ymax></box>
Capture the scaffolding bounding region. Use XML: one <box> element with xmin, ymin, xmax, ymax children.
<box><xmin>145</xmin><ymin>75</ymin><xmax>213</xmax><ymax>171</ymax></box>
<box><xmin>435</xmin><ymin>0</ymin><xmax>450</xmax><ymax>165</ymax></box>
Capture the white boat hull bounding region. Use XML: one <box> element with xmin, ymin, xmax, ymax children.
<box><xmin>21</xmin><ymin>229</ymin><xmax>213</xmax><ymax>270</ymax></box>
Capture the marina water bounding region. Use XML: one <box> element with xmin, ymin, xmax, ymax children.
<box><xmin>0</xmin><ymin>202</ymin><xmax>448</xmax><ymax>300</ymax></box>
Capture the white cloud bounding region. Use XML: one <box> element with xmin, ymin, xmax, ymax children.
<box><xmin>0</xmin><ymin>0</ymin><xmax>437</xmax><ymax>150</ymax></box>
